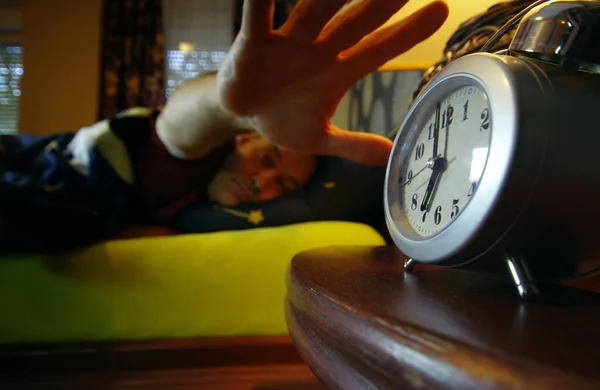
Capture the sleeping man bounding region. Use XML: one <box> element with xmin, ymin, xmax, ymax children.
<box><xmin>0</xmin><ymin>0</ymin><xmax>449</xmax><ymax>252</ymax></box>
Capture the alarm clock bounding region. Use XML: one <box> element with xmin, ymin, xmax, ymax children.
<box><xmin>384</xmin><ymin>0</ymin><xmax>600</xmax><ymax>297</ymax></box>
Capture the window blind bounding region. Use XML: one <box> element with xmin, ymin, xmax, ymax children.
<box><xmin>0</xmin><ymin>0</ymin><xmax>21</xmax><ymax>133</ymax></box>
<box><xmin>163</xmin><ymin>0</ymin><xmax>233</xmax><ymax>99</ymax></box>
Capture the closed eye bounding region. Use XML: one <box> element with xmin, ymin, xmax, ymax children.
<box><xmin>278</xmin><ymin>176</ymin><xmax>300</xmax><ymax>193</ymax></box>
<box><xmin>261</xmin><ymin>153</ymin><xmax>276</xmax><ymax>169</ymax></box>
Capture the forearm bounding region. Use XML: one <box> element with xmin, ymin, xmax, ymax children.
<box><xmin>155</xmin><ymin>72</ymin><xmax>253</xmax><ymax>160</ymax></box>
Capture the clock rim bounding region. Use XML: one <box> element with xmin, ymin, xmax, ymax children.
<box><xmin>384</xmin><ymin>53</ymin><xmax>524</xmax><ymax>264</ymax></box>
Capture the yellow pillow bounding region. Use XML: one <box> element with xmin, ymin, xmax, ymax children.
<box><xmin>0</xmin><ymin>221</ymin><xmax>384</xmax><ymax>344</ymax></box>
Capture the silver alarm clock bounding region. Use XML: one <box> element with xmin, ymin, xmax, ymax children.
<box><xmin>384</xmin><ymin>0</ymin><xmax>600</xmax><ymax>297</ymax></box>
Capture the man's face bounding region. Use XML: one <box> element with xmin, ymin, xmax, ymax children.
<box><xmin>207</xmin><ymin>133</ymin><xmax>317</xmax><ymax>206</ymax></box>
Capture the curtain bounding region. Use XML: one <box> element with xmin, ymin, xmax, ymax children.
<box><xmin>99</xmin><ymin>0</ymin><xmax>165</xmax><ymax>120</ymax></box>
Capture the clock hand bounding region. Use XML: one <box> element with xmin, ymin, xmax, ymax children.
<box><xmin>412</xmin><ymin>157</ymin><xmax>456</xmax><ymax>192</ymax></box>
<box><xmin>402</xmin><ymin>156</ymin><xmax>457</xmax><ymax>189</ymax></box>
<box><xmin>421</xmin><ymin>104</ymin><xmax>450</xmax><ymax>212</ymax></box>
<box><xmin>400</xmin><ymin>164</ymin><xmax>429</xmax><ymax>187</ymax></box>
<box><xmin>420</xmin><ymin>160</ymin><xmax>442</xmax><ymax>211</ymax></box>
<box><xmin>432</xmin><ymin>102</ymin><xmax>441</xmax><ymax>158</ymax></box>
<box><xmin>401</xmin><ymin>156</ymin><xmax>437</xmax><ymax>187</ymax></box>
<box><xmin>420</xmin><ymin>155</ymin><xmax>450</xmax><ymax>211</ymax></box>
<box><xmin>444</xmin><ymin>105</ymin><xmax>452</xmax><ymax>158</ymax></box>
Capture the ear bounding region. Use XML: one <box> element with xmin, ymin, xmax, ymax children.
<box><xmin>235</xmin><ymin>131</ymin><xmax>261</xmax><ymax>148</ymax></box>
<box><xmin>235</xmin><ymin>132</ymin><xmax>253</xmax><ymax>147</ymax></box>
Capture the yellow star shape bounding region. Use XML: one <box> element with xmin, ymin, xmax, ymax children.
<box><xmin>214</xmin><ymin>205</ymin><xmax>265</xmax><ymax>226</ymax></box>
<box><xmin>43</xmin><ymin>183</ymin><xmax>64</xmax><ymax>193</ymax></box>
<box><xmin>247</xmin><ymin>209</ymin><xmax>264</xmax><ymax>225</ymax></box>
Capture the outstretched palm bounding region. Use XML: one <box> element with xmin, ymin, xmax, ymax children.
<box><xmin>218</xmin><ymin>0</ymin><xmax>449</xmax><ymax>165</ymax></box>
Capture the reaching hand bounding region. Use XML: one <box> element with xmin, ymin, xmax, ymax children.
<box><xmin>217</xmin><ymin>0</ymin><xmax>449</xmax><ymax>165</ymax></box>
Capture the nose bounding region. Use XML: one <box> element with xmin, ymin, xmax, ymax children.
<box><xmin>252</xmin><ymin>169</ymin><xmax>282</xmax><ymax>199</ymax></box>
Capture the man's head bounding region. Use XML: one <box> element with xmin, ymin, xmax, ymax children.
<box><xmin>207</xmin><ymin>132</ymin><xmax>317</xmax><ymax>206</ymax></box>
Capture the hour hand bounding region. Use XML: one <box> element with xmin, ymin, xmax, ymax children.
<box><xmin>420</xmin><ymin>166</ymin><xmax>441</xmax><ymax>211</ymax></box>
<box><xmin>420</xmin><ymin>157</ymin><xmax>447</xmax><ymax>211</ymax></box>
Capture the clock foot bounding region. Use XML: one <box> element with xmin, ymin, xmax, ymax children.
<box><xmin>404</xmin><ymin>258</ymin><xmax>417</xmax><ymax>273</ymax></box>
<box><xmin>506</xmin><ymin>254</ymin><xmax>539</xmax><ymax>299</ymax></box>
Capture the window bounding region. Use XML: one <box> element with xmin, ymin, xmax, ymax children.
<box><xmin>163</xmin><ymin>0</ymin><xmax>234</xmax><ymax>99</ymax></box>
<box><xmin>0</xmin><ymin>0</ymin><xmax>21</xmax><ymax>133</ymax></box>
<box><xmin>0</xmin><ymin>45</ymin><xmax>22</xmax><ymax>133</ymax></box>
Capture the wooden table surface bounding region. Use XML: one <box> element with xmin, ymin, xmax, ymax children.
<box><xmin>285</xmin><ymin>245</ymin><xmax>600</xmax><ymax>390</ymax></box>
<box><xmin>1</xmin><ymin>335</ymin><xmax>325</xmax><ymax>390</ymax></box>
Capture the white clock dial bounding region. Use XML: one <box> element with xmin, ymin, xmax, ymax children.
<box><xmin>401</xmin><ymin>85</ymin><xmax>491</xmax><ymax>237</ymax></box>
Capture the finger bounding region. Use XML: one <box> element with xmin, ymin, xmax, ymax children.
<box><xmin>241</xmin><ymin>0</ymin><xmax>275</xmax><ymax>37</ymax></box>
<box><xmin>341</xmin><ymin>1</ymin><xmax>449</xmax><ymax>80</ymax></box>
<box><xmin>279</xmin><ymin>0</ymin><xmax>348</xmax><ymax>42</ymax></box>
<box><xmin>318</xmin><ymin>0</ymin><xmax>409</xmax><ymax>51</ymax></box>
<box><xmin>316</xmin><ymin>124</ymin><xmax>393</xmax><ymax>166</ymax></box>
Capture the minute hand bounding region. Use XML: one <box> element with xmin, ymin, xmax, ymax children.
<box><xmin>421</xmin><ymin>102</ymin><xmax>443</xmax><ymax>212</ymax></box>
<box><xmin>432</xmin><ymin>102</ymin><xmax>441</xmax><ymax>158</ymax></box>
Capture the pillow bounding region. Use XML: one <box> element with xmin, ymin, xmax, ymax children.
<box><xmin>173</xmin><ymin>155</ymin><xmax>388</xmax><ymax>236</ymax></box>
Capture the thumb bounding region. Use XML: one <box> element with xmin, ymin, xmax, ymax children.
<box><xmin>317</xmin><ymin>125</ymin><xmax>393</xmax><ymax>166</ymax></box>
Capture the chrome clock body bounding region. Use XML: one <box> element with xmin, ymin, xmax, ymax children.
<box><xmin>385</xmin><ymin>51</ymin><xmax>600</xmax><ymax>283</ymax></box>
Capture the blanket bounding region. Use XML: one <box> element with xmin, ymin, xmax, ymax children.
<box><xmin>0</xmin><ymin>114</ymin><xmax>143</xmax><ymax>253</ymax></box>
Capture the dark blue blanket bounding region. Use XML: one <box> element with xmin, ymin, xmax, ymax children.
<box><xmin>0</xmin><ymin>114</ymin><xmax>143</xmax><ymax>253</ymax></box>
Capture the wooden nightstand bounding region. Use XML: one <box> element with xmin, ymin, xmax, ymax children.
<box><xmin>0</xmin><ymin>336</ymin><xmax>325</xmax><ymax>390</ymax></box>
<box><xmin>286</xmin><ymin>245</ymin><xmax>600</xmax><ymax>390</ymax></box>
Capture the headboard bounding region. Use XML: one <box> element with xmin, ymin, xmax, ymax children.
<box><xmin>331</xmin><ymin>68</ymin><xmax>426</xmax><ymax>139</ymax></box>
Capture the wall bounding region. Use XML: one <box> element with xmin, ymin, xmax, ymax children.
<box><xmin>0</xmin><ymin>0</ymin><xmax>21</xmax><ymax>44</ymax></box>
<box><xmin>16</xmin><ymin>0</ymin><xmax>506</xmax><ymax>133</ymax></box>
<box><xmin>19</xmin><ymin>0</ymin><xmax>101</xmax><ymax>134</ymax></box>
<box><xmin>383</xmin><ymin>0</ymin><xmax>505</xmax><ymax>70</ymax></box>
<box><xmin>335</xmin><ymin>0</ymin><xmax>508</xmax><ymax>132</ymax></box>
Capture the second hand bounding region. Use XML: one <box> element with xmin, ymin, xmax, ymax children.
<box><xmin>401</xmin><ymin>157</ymin><xmax>456</xmax><ymax>189</ymax></box>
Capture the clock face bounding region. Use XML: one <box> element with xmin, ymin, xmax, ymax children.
<box><xmin>386</xmin><ymin>54</ymin><xmax>525</xmax><ymax>264</ymax></box>
<box><xmin>400</xmin><ymin>84</ymin><xmax>492</xmax><ymax>237</ymax></box>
